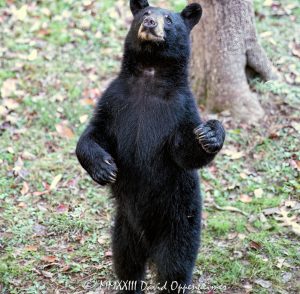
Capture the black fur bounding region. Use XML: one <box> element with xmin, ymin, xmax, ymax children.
<box><xmin>76</xmin><ymin>1</ymin><xmax>225</xmax><ymax>293</ymax></box>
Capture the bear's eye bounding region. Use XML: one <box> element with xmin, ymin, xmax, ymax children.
<box><xmin>165</xmin><ymin>15</ymin><xmax>172</xmax><ymax>24</ymax></box>
<box><xmin>143</xmin><ymin>10</ymin><xmax>151</xmax><ymax>16</ymax></box>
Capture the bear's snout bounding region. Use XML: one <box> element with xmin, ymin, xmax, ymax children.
<box><xmin>143</xmin><ymin>16</ymin><xmax>157</xmax><ymax>29</ymax></box>
<box><xmin>138</xmin><ymin>14</ymin><xmax>165</xmax><ymax>42</ymax></box>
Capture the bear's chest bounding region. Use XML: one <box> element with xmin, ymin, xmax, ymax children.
<box><xmin>112</xmin><ymin>94</ymin><xmax>178</xmax><ymax>165</ymax></box>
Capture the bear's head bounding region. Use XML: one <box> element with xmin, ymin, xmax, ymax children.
<box><xmin>125</xmin><ymin>0</ymin><xmax>202</xmax><ymax>59</ymax></box>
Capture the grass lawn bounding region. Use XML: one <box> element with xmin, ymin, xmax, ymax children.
<box><xmin>0</xmin><ymin>0</ymin><xmax>299</xmax><ymax>293</ymax></box>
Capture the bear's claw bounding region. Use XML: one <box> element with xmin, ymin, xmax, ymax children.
<box><xmin>194</xmin><ymin>120</ymin><xmax>225</xmax><ymax>154</ymax></box>
<box><xmin>90</xmin><ymin>156</ymin><xmax>118</xmax><ymax>185</ymax></box>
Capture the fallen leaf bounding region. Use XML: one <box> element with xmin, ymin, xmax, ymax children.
<box><xmin>79</xmin><ymin>19</ymin><xmax>91</xmax><ymax>29</ymax></box>
<box><xmin>0</xmin><ymin>105</ymin><xmax>8</xmax><ymax>116</ymax></box>
<box><xmin>262</xmin><ymin>207</ymin><xmax>280</xmax><ymax>215</ymax></box>
<box><xmin>79</xmin><ymin>114</ymin><xmax>88</xmax><ymax>124</ymax></box>
<box><xmin>41</xmin><ymin>270</ymin><xmax>54</xmax><ymax>278</ymax></box>
<box><xmin>227</xmin><ymin>232</ymin><xmax>238</xmax><ymax>240</ymax></box>
<box><xmin>33</xmin><ymin>190</ymin><xmax>49</xmax><ymax>196</ymax></box>
<box><xmin>42</xmin><ymin>256</ymin><xmax>57</xmax><ymax>263</ymax></box>
<box><xmin>246</xmin><ymin>224</ymin><xmax>257</xmax><ymax>233</ymax></box>
<box><xmin>21</xmin><ymin>151</ymin><xmax>36</xmax><ymax>160</ymax></box>
<box><xmin>282</xmin><ymin>272</ymin><xmax>292</xmax><ymax>283</ymax></box>
<box><xmin>239</xmin><ymin>172</ymin><xmax>247</xmax><ymax>179</ymax></box>
<box><xmin>61</xmin><ymin>265</ymin><xmax>70</xmax><ymax>272</ymax></box>
<box><xmin>276</xmin><ymin>208</ymin><xmax>300</xmax><ymax>236</ymax></box>
<box><xmin>243</xmin><ymin>283</ymin><xmax>253</xmax><ymax>293</ymax></box>
<box><xmin>263</xmin><ymin>0</ymin><xmax>273</xmax><ymax>7</ymax></box>
<box><xmin>3</xmin><ymin>98</ymin><xmax>19</xmax><ymax>109</ymax></box>
<box><xmin>7</xmin><ymin>147</ymin><xmax>14</xmax><ymax>154</ymax></box>
<box><xmin>27</xmin><ymin>49</ymin><xmax>38</xmax><ymax>61</ymax></box>
<box><xmin>33</xmin><ymin>224</ymin><xmax>47</xmax><ymax>236</ymax></box>
<box><xmin>284</xmin><ymin>200</ymin><xmax>298</xmax><ymax>208</ymax></box>
<box><xmin>255</xmin><ymin>279</ymin><xmax>272</xmax><ymax>289</ymax></box>
<box><xmin>50</xmin><ymin>174</ymin><xmax>62</xmax><ymax>190</ymax></box>
<box><xmin>105</xmin><ymin>250</ymin><xmax>113</xmax><ymax>257</ymax></box>
<box><xmin>254</xmin><ymin>188</ymin><xmax>263</xmax><ymax>198</ymax></box>
<box><xmin>80</xmin><ymin>98</ymin><xmax>96</xmax><ymax>106</ymax></box>
<box><xmin>222</xmin><ymin>148</ymin><xmax>245</xmax><ymax>159</ymax></box>
<box><xmin>25</xmin><ymin>245</ymin><xmax>38</xmax><ymax>252</ymax></box>
<box><xmin>55</xmin><ymin>123</ymin><xmax>74</xmax><ymax>139</ymax></box>
<box><xmin>240</xmin><ymin>194</ymin><xmax>252</xmax><ymax>203</ymax></box>
<box><xmin>21</xmin><ymin>182</ymin><xmax>29</xmax><ymax>195</ymax></box>
<box><xmin>17</xmin><ymin>202</ymin><xmax>27</xmax><ymax>208</ymax></box>
<box><xmin>12</xmin><ymin>5</ymin><xmax>28</xmax><ymax>21</ymax></box>
<box><xmin>291</xmin><ymin>122</ymin><xmax>300</xmax><ymax>133</ymax></box>
<box><xmin>289</xmin><ymin>159</ymin><xmax>300</xmax><ymax>171</ymax></box>
<box><xmin>276</xmin><ymin>258</ymin><xmax>285</xmax><ymax>269</ymax></box>
<box><xmin>56</xmin><ymin>204</ymin><xmax>69</xmax><ymax>213</ymax></box>
<box><xmin>249</xmin><ymin>240</ymin><xmax>262</xmax><ymax>250</ymax></box>
<box><xmin>1</xmin><ymin>79</ymin><xmax>17</xmax><ymax>98</ymax></box>
<box><xmin>292</xmin><ymin>42</ymin><xmax>300</xmax><ymax>58</ymax></box>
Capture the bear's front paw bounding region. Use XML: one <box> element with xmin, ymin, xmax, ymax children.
<box><xmin>194</xmin><ymin>120</ymin><xmax>225</xmax><ymax>154</ymax></box>
<box><xmin>90</xmin><ymin>155</ymin><xmax>118</xmax><ymax>186</ymax></box>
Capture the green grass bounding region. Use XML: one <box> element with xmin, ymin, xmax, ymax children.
<box><xmin>0</xmin><ymin>0</ymin><xmax>299</xmax><ymax>293</ymax></box>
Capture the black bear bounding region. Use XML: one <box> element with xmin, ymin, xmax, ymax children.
<box><xmin>76</xmin><ymin>0</ymin><xmax>225</xmax><ymax>293</ymax></box>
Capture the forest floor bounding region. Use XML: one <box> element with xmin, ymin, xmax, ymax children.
<box><xmin>0</xmin><ymin>0</ymin><xmax>299</xmax><ymax>293</ymax></box>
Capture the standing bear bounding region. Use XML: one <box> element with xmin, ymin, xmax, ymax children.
<box><xmin>76</xmin><ymin>0</ymin><xmax>225</xmax><ymax>293</ymax></box>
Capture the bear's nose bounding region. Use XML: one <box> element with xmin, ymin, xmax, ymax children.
<box><xmin>143</xmin><ymin>17</ymin><xmax>157</xmax><ymax>29</ymax></box>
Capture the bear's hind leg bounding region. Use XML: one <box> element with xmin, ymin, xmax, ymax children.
<box><xmin>112</xmin><ymin>215</ymin><xmax>148</xmax><ymax>294</ymax></box>
<box><xmin>153</xmin><ymin>221</ymin><xmax>200</xmax><ymax>293</ymax></box>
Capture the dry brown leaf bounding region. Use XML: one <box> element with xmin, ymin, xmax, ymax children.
<box><xmin>55</xmin><ymin>124</ymin><xmax>74</xmax><ymax>139</ymax></box>
<box><xmin>17</xmin><ymin>202</ymin><xmax>27</xmax><ymax>208</ymax></box>
<box><xmin>105</xmin><ymin>250</ymin><xmax>113</xmax><ymax>257</ymax></box>
<box><xmin>246</xmin><ymin>224</ymin><xmax>257</xmax><ymax>233</ymax></box>
<box><xmin>80</xmin><ymin>98</ymin><xmax>96</xmax><ymax>106</ymax></box>
<box><xmin>25</xmin><ymin>245</ymin><xmax>38</xmax><ymax>252</ymax></box>
<box><xmin>1</xmin><ymin>79</ymin><xmax>17</xmax><ymax>98</ymax></box>
<box><xmin>33</xmin><ymin>190</ymin><xmax>49</xmax><ymax>196</ymax></box>
<box><xmin>56</xmin><ymin>204</ymin><xmax>69</xmax><ymax>213</ymax></box>
<box><xmin>289</xmin><ymin>159</ymin><xmax>300</xmax><ymax>171</ymax></box>
<box><xmin>42</xmin><ymin>256</ymin><xmax>58</xmax><ymax>263</ymax></box>
<box><xmin>277</xmin><ymin>208</ymin><xmax>300</xmax><ymax>236</ymax></box>
<box><xmin>222</xmin><ymin>148</ymin><xmax>245</xmax><ymax>159</ymax></box>
<box><xmin>249</xmin><ymin>240</ymin><xmax>262</xmax><ymax>250</ymax></box>
<box><xmin>292</xmin><ymin>42</ymin><xmax>300</xmax><ymax>58</ymax></box>
<box><xmin>50</xmin><ymin>174</ymin><xmax>62</xmax><ymax>190</ymax></box>
<box><xmin>41</xmin><ymin>270</ymin><xmax>54</xmax><ymax>278</ymax></box>
<box><xmin>3</xmin><ymin>98</ymin><xmax>19</xmax><ymax>110</ymax></box>
<box><xmin>61</xmin><ymin>265</ymin><xmax>70</xmax><ymax>272</ymax></box>
<box><xmin>227</xmin><ymin>232</ymin><xmax>238</xmax><ymax>240</ymax></box>
<box><xmin>21</xmin><ymin>182</ymin><xmax>29</xmax><ymax>195</ymax></box>
<box><xmin>240</xmin><ymin>172</ymin><xmax>247</xmax><ymax>179</ymax></box>
<box><xmin>240</xmin><ymin>194</ymin><xmax>253</xmax><ymax>203</ymax></box>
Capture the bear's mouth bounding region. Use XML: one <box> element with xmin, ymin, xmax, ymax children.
<box><xmin>138</xmin><ymin>16</ymin><xmax>165</xmax><ymax>42</ymax></box>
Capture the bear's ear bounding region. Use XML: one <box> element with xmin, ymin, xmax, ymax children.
<box><xmin>130</xmin><ymin>0</ymin><xmax>150</xmax><ymax>16</ymax></box>
<box><xmin>181</xmin><ymin>3</ymin><xmax>202</xmax><ymax>31</ymax></box>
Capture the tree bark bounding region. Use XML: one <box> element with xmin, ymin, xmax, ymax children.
<box><xmin>189</xmin><ymin>0</ymin><xmax>277</xmax><ymax>122</ymax></box>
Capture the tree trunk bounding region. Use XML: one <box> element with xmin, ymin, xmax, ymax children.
<box><xmin>189</xmin><ymin>0</ymin><xmax>277</xmax><ymax>122</ymax></box>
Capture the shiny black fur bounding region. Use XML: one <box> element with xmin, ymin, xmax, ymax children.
<box><xmin>76</xmin><ymin>1</ymin><xmax>225</xmax><ymax>293</ymax></box>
